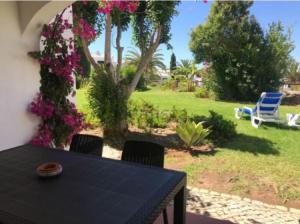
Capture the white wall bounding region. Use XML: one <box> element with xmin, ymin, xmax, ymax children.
<box><xmin>0</xmin><ymin>2</ymin><xmax>74</xmax><ymax>151</ymax></box>
<box><xmin>0</xmin><ymin>2</ymin><xmax>40</xmax><ymax>150</ymax></box>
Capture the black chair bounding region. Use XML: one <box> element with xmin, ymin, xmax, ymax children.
<box><xmin>121</xmin><ymin>140</ymin><xmax>169</xmax><ymax>224</ymax></box>
<box><xmin>70</xmin><ymin>134</ymin><xmax>103</xmax><ymax>157</ymax></box>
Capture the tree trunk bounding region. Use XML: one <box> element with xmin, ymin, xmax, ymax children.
<box><xmin>103</xmin><ymin>118</ymin><xmax>128</xmax><ymax>137</ymax></box>
<box><xmin>116</xmin><ymin>22</ymin><xmax>123</xmax><ymax>82</ymax></box>
<box><xmin>104</xmin><ymin>14</ymin><xmax>112</xmax><ymax>64</ymax></box>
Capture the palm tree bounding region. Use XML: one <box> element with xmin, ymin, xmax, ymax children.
<box><xmin>125</xmin><ymin>48</ymin><xmax>166</xmax><ymax>81</ymax></box>
<box><xmin>174</xmin><ymin>59</ymin><xmax>196</xmax><ymax>78</ymax></box>
<box><xmin>179</xmin><ymin>59</ymin><xmax>193</xmax><ymax>70</ymax></box>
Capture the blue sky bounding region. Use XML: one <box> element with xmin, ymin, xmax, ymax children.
<box><xmin>89</xmin><ymin>1</ymin><xmax>300</xmax><ymax>67</ymax></box>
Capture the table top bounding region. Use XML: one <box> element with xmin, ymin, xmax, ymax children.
<box><xmin>0</xmin><ymin>145</ymin><xmax>186</xmax><ymax>224</ymax></box>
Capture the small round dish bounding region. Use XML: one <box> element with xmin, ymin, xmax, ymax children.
<box><xmin>36</xmin><ymin>162</ymin><xmax>63</xmax><ymax>178</ymax></box>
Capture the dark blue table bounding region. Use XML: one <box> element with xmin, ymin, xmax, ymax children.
<box><xmin>0</xmin><ymin>145</ymin><xmax>186</xmax><ymax>224</ymax></box>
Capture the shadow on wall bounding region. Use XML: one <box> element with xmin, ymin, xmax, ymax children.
<box><xmin>224</xmin><ymin>134</ymin><xmax>279</xmax><ymax>156</ymax></box>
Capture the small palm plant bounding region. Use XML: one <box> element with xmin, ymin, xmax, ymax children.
<box><xmin>176</xmin><ymin>121</ymin><xmax>210</xmax><ymax>148</ymax></box>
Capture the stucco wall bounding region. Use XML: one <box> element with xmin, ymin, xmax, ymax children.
<box><xmin>0</xmin><ymin>2</ymin><xmax>40</xmax><ymax>150</ymax></box>
<box><xmin>0</xmin><ymin>2</ymin><xmax>73</xmax><ymax>151</ymax></box>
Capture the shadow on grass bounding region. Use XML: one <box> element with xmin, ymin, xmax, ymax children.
<box><xmin>103</xmin><ymin>130</ymin><xmax>279</xmax><ymax>156</ymax></box>
<box><xmin>241</xmin><ymin>117</ymin><xmax>300</xmax><ymax>131</ymax></box>
<box><xmin>261</xmin><ymin>122</ymin><xmax>300</xmax><ymax>131</ymax></box>
<box><xmin>224</xmin><ymin>134</ymin><xmax>279</xmax><ymax>156</ymax></box>
<box><xmin>125</xmin><ymin>130</ymin><xmax>218</xmax><ymax>157</ymax></box>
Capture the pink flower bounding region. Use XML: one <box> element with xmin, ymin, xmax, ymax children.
<box><xmin>98</xmin><ymin>1</ymin><xmax>138</xmax><ymax>14</ymax></box>
<box><xmin>119</xmin><ymin>1</ymin><xmax>127</xmax><ymax>11</ymax></box>
<box><xmin>73</xmin><ymin>19</ymin><xmax>96</xmax><ymax>41</ymax></box>
<box><xmin>63</xmin><ymin>114</ymin><xmax>77</xmax><ymax>127</ymax></box>
<box><xmin>127</xmin><ymin>2</ymin><xmax>138</xmax><ymax>13</ymax></box>
<box><xmin>29</xmin><ymin>93</ymin><xmax>54</xmax><ymax>119</ymax></box>
<box><xmin>30</xmin><ymin>125</ymin><xmax>53</xmax><ymax>147</ymax></box>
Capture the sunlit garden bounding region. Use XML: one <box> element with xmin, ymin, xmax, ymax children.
<box><xmin>77</xmin><ymin>85</ymin><xmax>300</xmax><ymax>208</ymax></box>
<box><xmin>2</xmin><ymin>0</ymin><xmax>300</xmax><ymax>223</ymax></box>
<box><xmin>69</xmin><ymin>0</ymin><xmax>300</xmax><ymax>212</ymax></box>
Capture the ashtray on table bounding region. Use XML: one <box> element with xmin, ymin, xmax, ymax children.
<box><xmin>36</xmin><ymin>162</ymin><xmax>63</xmax><ymax>178</ymax></box>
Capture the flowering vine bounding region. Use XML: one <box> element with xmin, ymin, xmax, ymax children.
<box><xmin>29</xmin><ymin>13</ymin><xmax>85</xmax><ymax>148</ymax></box>
<box><xmin>97</xmin><ymin>0</ymin><xmax>139</xmax><ymax>14</ymax></box>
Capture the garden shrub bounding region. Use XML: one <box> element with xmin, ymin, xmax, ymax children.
<box><xmin>161</xmin><ymin>79</ymin><xmax>179</xmax><ymax>91</ymax></box>
<box><xmin>177</xmin><ymin>80</ymin><xmax>196</xmax><ymax>92</ymax></box>
<box><xmin>190</xmin><ymin>110</ymin><xmax>237</xmax><ymax>144</ymax></box>
<box><xmin>121</xmin><ymin>65</ymin><xmax>147</xmax><ymax>91</ymax></box>
<box><xmin>176</xmin><ymin>121</ymin><xmax>210</xmax><ymax>148</ymax></box>
<box><xmin>194</xmin><ymin>87</ymin><xmax>209</xmax><ymax>98</ymax></box>
<box><xmin>128</xmin><ymin>100</ymin><xmax>169</xmax><ymax>131</ymax></box>
<box><xmin>88</xmin><ymin>66</ymin><xmax>128</xmax><ymax>134</ymax></box>
<box><xmin>169</xmin><ymin>106</ymin><xmax>189</xmax><ymax>124</ymax></box>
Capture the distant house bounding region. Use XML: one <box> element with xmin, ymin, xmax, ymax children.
<box><xmin>187</xmin><ymin>74</ymin><xmax>202</xmax><ymax>87</ymax></box>
<box><xmin>193</xmin><ymin>75</ymin><xmax>202</xmax><ymax>87</ymax></box>
<box><xmin>157</xmin><ymin>68</ymin><xmax>171</xmax><ymax>81</ymax></box>
<box><xmin>91</xmin><ymin>51</ymin><xmax>116</xmax><ymax>66</ymax></box>
<box><xmin>91</xmin><ymin>51</ymin><xmax>105</xmax><ymax>64</ymax></box>
<box><xmin>282</xmin><ymin>78</ymin><xmax>300</xmax><ymax>92</ymax></box>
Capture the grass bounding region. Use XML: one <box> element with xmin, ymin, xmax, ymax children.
<box><xmin>77</xmin><ymin>87</ymin><xmax>300</xmax><ymax>203</ymax></box>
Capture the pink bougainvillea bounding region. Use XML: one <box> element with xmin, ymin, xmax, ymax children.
<box><xmin>73</xmin><ymin>18</ymin><xmax>96</xmax><ymax>42</ymax></box>
<box><xmin>29</xmin><ymin>93</ymin><xmax>54</xmax><ymax>119</ymax></box>
<box><xmin>97</xmin><ymin>0</ymin><xmax>139</xmax><ymax>14</ymax></box>
<box><xmin>29</xmin><ymin>14</ymin><xmax>85</xmax><ymax>148</ymax></box>
<box><xmin>30</xmin><ymin>125</ymin><xmax>53</xmax><ymax>147</ymax></box>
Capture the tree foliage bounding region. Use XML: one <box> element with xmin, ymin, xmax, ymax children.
<box><xmin>286</xmin><ymin>58</ymin><xmax>300</xmax><ymax>82</ymax></box>
<box><xmin>76</xmin><ymin>1</ymin><xmax>179</xmax><ymax>135</ymax></box>
<box><xmin>170</xmin><ymin>53</ymin><xmax>177</xmax><ymax>71</ymax></box>
<box><xmin>189</xmin><ymin>1</ymin><xmax>294</xmax><ymax>101</ymax></box>
<box><xmin>125</xmin><ymin>48</ymin><xmax>166</xmax><ymax>82</ymax></box>
<box><xmin>72</xmin><ymin>1</ymin><xmax>104</xmax><ymax>84</ymax></box>
<box><xmin>131</xmin><ymin>1</ymin><xmax>179</xmax><ymax>54</ymax></box>
<box><xmin>88</xmin><ymin>66</ymin><xmax>128</xmax><ymax>135</ymax></box>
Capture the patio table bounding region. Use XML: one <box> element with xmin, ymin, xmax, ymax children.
<box><xmin>0</xmin><ymin>144</ymin><xmax>186</xmax><ymax>224</ymax></box>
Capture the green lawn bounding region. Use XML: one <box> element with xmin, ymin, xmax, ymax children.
<box><xmin>77</xmin><ymin>87</ymin><xmax>300</xmax><ymax>204</ymax></box>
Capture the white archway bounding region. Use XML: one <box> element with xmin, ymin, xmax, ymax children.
<box><xmin>19</xmin><ymin>1</ymin><xmax>74</xmax><ymax>51</ymax></box>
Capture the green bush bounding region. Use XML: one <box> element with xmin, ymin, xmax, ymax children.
<box><xmin>121</xmin><ymin>65</ymin><xmax>147</xmax><ymax>91</ymax></box>
<box><xmin>169</xmin><ymin>106</ymin><xmax>189</xmax><ymax>124</ymax></box>
<box><xmin>161</xmin><ymin>79</ymin><xmax>179</xmax><ymax>91</ymax></box>
<box><xmin>194</xmin><ymin>87</ymin><xmax>209</xmax><ymax>98</ymax></box>
<box><xmin>128</xmin><ymin>100</ymin><xmax>169</xmax><ymax>131</ymax></box>
<box><xmin>176</xmin><ymin>121</ymin><xmax>210</xmax><ymax>148</ymax></box>
<box><xmin>190</xmin><ymin>110</ymin><xmax>237</xmax><ymax>144</ymax></box>
<box><xmin>177</xmin><ymin>80</ymin><xmax>196</xmax><ymax>92</ymax></box>
<box><xmin>88</xmin><ymin>67</ymin><xmax>128</xmax><ymax>132</ymax></box>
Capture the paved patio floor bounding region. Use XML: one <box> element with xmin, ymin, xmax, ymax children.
<box><xmin>154</xmin><ymin>208</ymin><xmax>234</xmax><ymax>224</ymax></box>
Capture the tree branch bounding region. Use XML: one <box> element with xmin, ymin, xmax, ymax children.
<box><xmin>116</xmin><ymin>22</ymin><xmax>123</xmax><ymax>83</ymax></box>
<box><xmin>81</xmin><ymin>38</ymin><xmax>101</xmax><ymax>73</ymax></box>
<box><xmin>104</xmin><ymin>14</ymin><xmax>112</xmax><ymax>64</ymax></box>
<box><xmin>104</xmin><ymin>14</ymin><xmax>114</xmax><ymax>76</ymax></box>
<box><xmin>128</xmin><ymin>26</ymin><xmax>162</xmax><ymax>95</ymax></box>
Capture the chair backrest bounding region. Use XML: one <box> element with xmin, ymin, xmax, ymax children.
<box><xmin>70</xmin><ymin>134</ymin><xmax>103</xmax><ymax>156</ymax></box>
<box><xmin>255</xmin><ymin>92</ymin><xmax>284</xmax><ymax>116</ymax></box>
<box><xmin>121</xmin><ymin>140</ymin><xmax>165</xmax><ymax>168</ymax></box>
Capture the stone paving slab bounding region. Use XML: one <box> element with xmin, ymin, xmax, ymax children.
<box><xmin>187</xmin><ymin>187</ymin><xmax>300</xmax><ymax>224</ymax></box>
